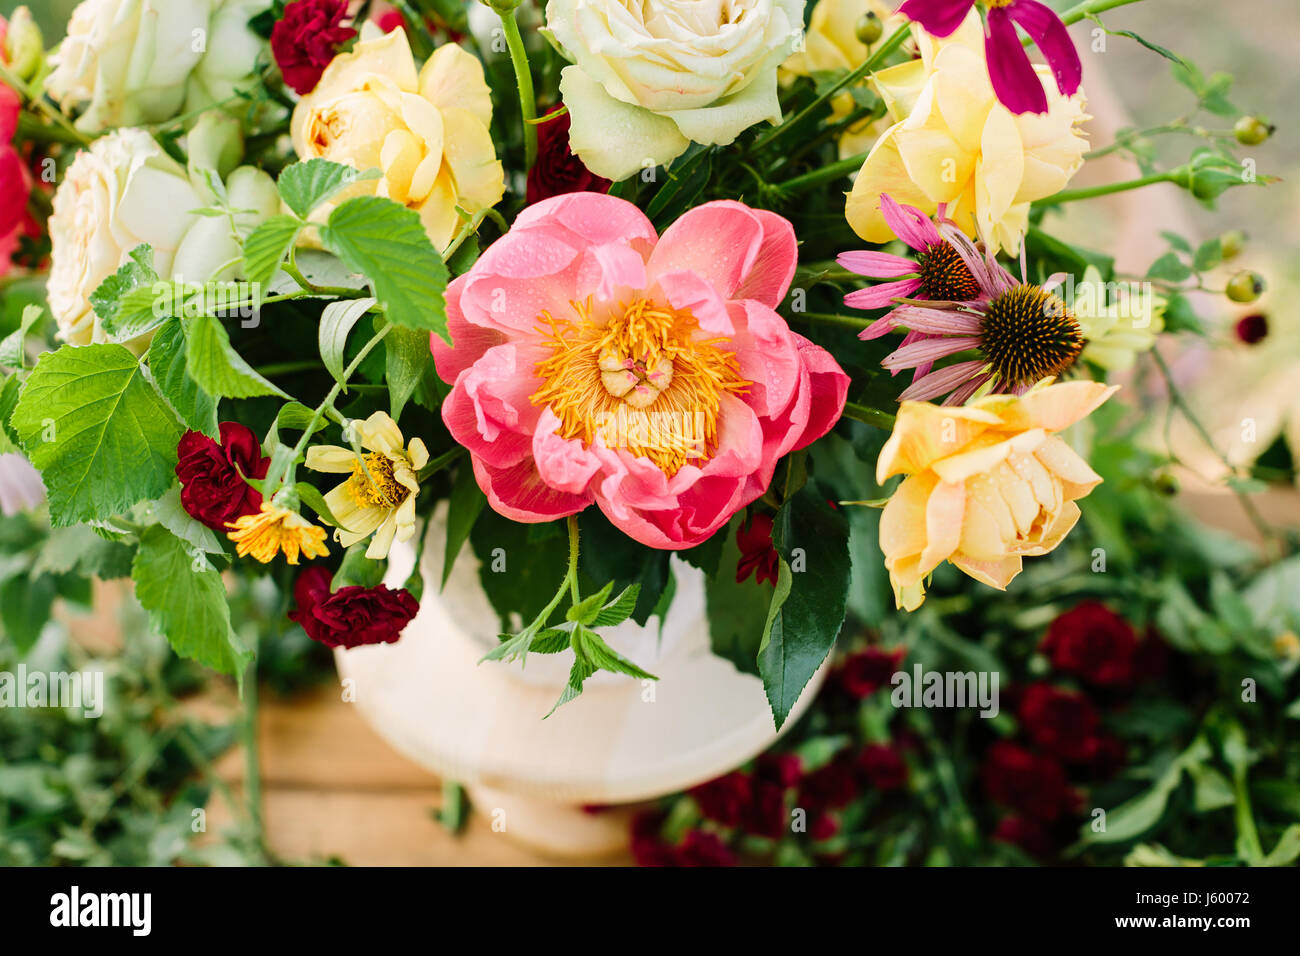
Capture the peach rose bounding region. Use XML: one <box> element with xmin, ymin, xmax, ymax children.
<box><xmin>877</xmin><ymin>380</ymin><xmax>1118</xmax><ymax>610</ymax></box>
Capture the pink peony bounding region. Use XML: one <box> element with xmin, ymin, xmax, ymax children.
<box><xmin>431</xmin><ymin>193</ymin><xmax>849</xmax><ymax>550</ymax></box>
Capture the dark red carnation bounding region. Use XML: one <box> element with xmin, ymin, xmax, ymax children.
<box><xmin>810</xmin><ymin>812</ymin><xmax>839</xmax><ymax>841</ymax></box>
<box><xmin>525</xmin><ymin>108</ymin><xmax>611</xmax><ymax>206</ymax></box>
<box><xmin>675</xmin><ymin>829</ymin><xmax>737</xmax><ymax>866</ymax></box>
<box><xmin>271</xmin><ymin>0</ymin><xmax>356</xmax><ymax>95</ymax></box>
<box><xmin>746</xmin><ymin>780</ymin><xmax>790</xmax><ymax>838</ymax></box>
<box><xmin>288</xmin><ymin>565</ymin><xmax>419</xmax><ymax>649</ymax></box>
<box><xmin>992</xmin><ymin>815</ymin><xmax>1055</xmax><ymax>858</ymax></box>
<box><xmin>856</xmin><ymin>743</ymin><xmax>908</xmax><ymax>791</ymax></box>
<box><xmin>1085</xmin><ymin>733</ymin><xmax>1126</xmax><ymax>779</ymax></box>
<box><xmin>175</xmin><ymin>422</ymin><xmax>270</xmax><ymax>531</ymax></box>
<box><xmin>981</xmin><ymin>740</ymin><xmax>1078</xmax><ymax>822</ymax></box>
<box><xmin>1234</xmin><ymin>313</ymin><xmax>1268</xmax><ymax>345</ymax></box>
<box><xmin>755</xmin><ymin>752</ymin><xmax>803</xmax><ymax>789</ymax></box>
<box><xmin>630</xmin><ymin>811</ymin><xmax>675</xmax><ymax>866</ymax></box>
<box><xmin>1041</xmin><ymin>601</ymin><xmax>1138</xmax><ymax>687</ymax></box>
<box><xmin>735</xmin><ymin>512</ymin><xmax>780</xmax><ymax>587</ymax></box>
<box><xmin>690</xmin><ymin>771</ymin><xmax>750</xmax><ymax>828</ymax></box>
<box><xmin>837</xmin><ymin>647</ymin><xmax>903</xmax><ymax>699</ymax></box>
<box><xmin>1017</xmin><ymin>683</ymin><xmax>1101</xmax><ymax>763</ymax></box>
<box><xmin>798</xmin><ymin>756</ymin><xmax>859</xmax><ymax>811</ymax></box>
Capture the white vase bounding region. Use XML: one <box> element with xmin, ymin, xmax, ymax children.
<box><xmin>334</xmin><ymin>506</ymin><xmax>828</xmax><ymax>858</ymax></box>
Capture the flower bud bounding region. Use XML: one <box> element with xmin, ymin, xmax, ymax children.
<box><xmin>1218</xmin><ymin>229</ymin><xmax>1245</xmax><ymax>260</ymax></box>
<box><xmin>1234</xmin><ymin>313</ymin><xmax>1268</xmax><ymax>345</ymax></box>
<box><xmin>1234</xmin><ymin>115</ymin><xmax>1274</xmax><ymax>146</ymax></box>
<box><xmin>1152</xmin><ymin>472</ymin><xmax>1179</xmax><ymax>497</ymax></box>
<box><xmin>855</xmin><ymin>12</ymin><xmax>883</xmax><ymax>46</ymax></box>
<box><xmin>3</xmin><ymin>7</ymin><xmax>43</xmax><ymax>82</ymax></box>
<box><xmin>1225</xmin><ymin>270</ymin><xmax>1265</xmax><ymax>304</ymax></box>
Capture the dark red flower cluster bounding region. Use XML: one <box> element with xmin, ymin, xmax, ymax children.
<box><xmin>525</xmin><ymin>109</ymin><xmax>611</xmax><ymax>206</ymax></box>
<box><xmin>982</xmin><ymin>740</ymin><xmax>1078</xmax><ymax>823</ymax></box>
<box><xmin>289</xmin><ymin>566</ymin><xmax>419</xmax><ymax>649</ymax></box>
<box><xmin>836</xmin><ymin>646</ymin><xmax>903</xmax><ymax>699</ymax></box>
<box><xmin>271</xmin><ymin>0</ymin><xmax>356</xmax><ymax>95</ymax></box>
<box><xmin>629</xmin><ymin>814</ymin><xmax>737</xmax><ymax>867</ymax></box>
<box><xmin>1040</xmin><ymin>600</ymin><xmax>1138</xmax><ymax>686</ymax></box>
<box><xmin>734</xmin><ymin>511</ymin><xmax>780</xmax><ymax>587</ymax></box>
<box><xmin>175</xmin><ymin>422</ymin><xmax>270</xmax><ymax>531</ymax></box>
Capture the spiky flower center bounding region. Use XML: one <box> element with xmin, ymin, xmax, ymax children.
<box><xmin>531</xmin><ymin>297</ymin><xmax>748</xmax><ymax>475</ymax></box>
<box><xmin>916</xmin><ymin>243</ymin><xmax>981</xmax><ymax>302</ymax></box>
<box><xmin>980</xmin><ymin>284</ymin><xmax>1084</xmax><ymax>387</ymax></box>
<box><xmin>346</xmin><ymin>453</ymin><xmax>408</xmax><ymax>508</ymax></box>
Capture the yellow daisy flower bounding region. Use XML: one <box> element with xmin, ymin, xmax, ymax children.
<box><xmin>227</xmin><ymin>502</ymin><xmax>330</xmax><ymax>565</ymax></box>
<box><xmin>306</xmin><ymin>412</ymin><xmax>428</xmax><ymax>560</ymax></box>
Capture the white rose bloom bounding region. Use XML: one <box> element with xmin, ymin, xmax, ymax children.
<box><xmin>187</xmin><ymin>0</ymin><xmax>273</xmax><ymax>112</ymax></box>
<box><xmin>48</xmin><ymin>0</ymin><xmax>214</xmax><ymax>132</ymax></box>
<box><xmin>546</xmin><ymin>0</ymin><xmax>806</xmax><ymax>181</ymax></box>
<box><xmin>47</xmin><ymin>128</ymin><xmax>276</xmax><ymax>348</ymax></box>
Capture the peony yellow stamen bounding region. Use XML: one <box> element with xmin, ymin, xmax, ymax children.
<box><xmin>227</xmin><ymin>502</ymin><xmax>329</xmax><ymax>565</ymax></box>
<box><xmin>345</xmin><ymin>452</ymin><xmax>410</xmax><ymax>509</ymax></box>
<box><xmin>530</xmin><ymin>297</ymin><xmax>748</xmax><ymax>474</ymax></box>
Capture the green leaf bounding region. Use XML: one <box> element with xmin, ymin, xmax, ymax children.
<box><xmin>0</xmin><ymin>573</ymin><xmax>57</xmax><ymax>655</ymax></box>
<box><xmin>577</xmin><ymin>510</ymin><xmax>671</xmax><ymax>625</ymax></box>
<box><xmin>131</xmin><ymin>526</ymin><xmax>250</xmax><ymax>680</ymax></box>
<box><xmin>529</xmin><ymin>628</ymin><xmax>573</xmax><ymax>654</ymax></box>
<box><xmin>320</xmin><ymin>195</ymin><xmax>449</xmax><ymax>341</ymax></box>
<box><xmin>12</xmin><ymin>345</ymin><xmax>182</xmax><ymax>526</ymax></box>
<box><xmin>332</xmin><ymin>542</ymin><xmax>385</xmax><ymax>589</ymax></box>
<box><xmin>705</xmin><ymin>517</ymin><xmax>773</xmax><ymax>676</ymax></box>
<box><xmin>185</xmin><ymin>315</ymin><xmax>285</xmax><ymax>399</ymax></box>
<box><xmin>148</xmin><ymin>485</ymin><xmax>226</xmax><ymax>554</ymax></box>
<box><xmin>32</xmin><ymin>523</ymin><xmax>135</xmax><ymax>578</ymax></box>
<box><xmin>89</xmin><ymin>245</ymin><xmax>163</xmax><ymax>341</ymax></box>
<box><xmin>148</xmin><ymin>316</ymin><xmax>218</xmax><ymax>437</ymax></box>
<box><xmin>758</xmin><ymin>487</ymin><xmax>851</xmax><ymax>729</ymax></box>
<box><xmin>591</xmin><ymin>584</ymin><xmax>642</xmax><ymax>627</ymax></box>
<box><xmin>319</xmin><ymin>297</ymin><xmax>377</xmax><ymax>386</ymax></box>
<box><xmin>278</xmin><ymin>159</ymin><xmax>379</xmax><ymax>218</ymax></box>
<box><xmin>1192</xmin><ymin>237</ymin><xmax>1223</xmax><ymax>272</ymax></box>
<box><xmin>1080</xmin><ymin>737</ymin><xmax>1210</xmax><ymax>845</ymax></box>
<box><xmin>442</xmin><ymin>463</ymin><xmax>486</xmax><ymax>588</ymax></box>
<box><xmin>1146</xmin><ymin>251</ymin><xmax>1192</xmax><ymax>282</ymax></box>
<box><xmin>241</xmin><ymin>215</ymin><xmax>302</xmax><ymax>298</ymax></box>
<box><xmin>385</xmin><ymin>325</ymin><xmax>432</xmax><ymax>421</ymax></box>
<box><xmin>567</xmin><ymin>581</ymin><xmax>614</xmax><ymax>625</ymax></box>
<box><xmin>295</xmin><ymin>480</ymin><xmax>353</xmax><ymax>533</ymax></box>
<box><xmin>0</xmin><ymin>305</ymin><xmax>45</xmax><ymax>369</ymax></box>
<box><xmin>545</xmin><ymin>624</ymin><xmax>656</xmax><ymax>717</ymax></box>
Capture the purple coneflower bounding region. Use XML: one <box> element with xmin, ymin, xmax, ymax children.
<box><xmin>844</xmin><ymin>196</ymin><xmax>1084</xmax><ymax>405</ymax></box>
<box><xmin>896</xmin><ymin>0</ymin><xmax>1082</xmax><ymax>115</ymax></box>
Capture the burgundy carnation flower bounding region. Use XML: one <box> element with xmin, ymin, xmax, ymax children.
<box><xmin>981</xmin><ymin>740</ymin><xmax>1078</xmax><ymax>822</ymax></box>
<box><xmin>736</xmin><ymin>512</ymin><xmax>780</xmax><ymax>587</ymax></box>
<box><xmin>525</xmin><ymin>108</ymin><xmax>611</xmax><ymax>206</ymax></box>
<box><xmin>798</xmin><ymin>756</ymin><xmax>859</xmax><ymax>811</ymax></box>
<box><xmin>755</xmin><ymin>752</ymin><xmax>803</xmax><ymax>789</ymax></box>
<box><xmin>992</xmin><ymin>815</ymin><xmax>1055</xmax><ymax>858</ymax></box>
<box><xmin>271</xmin><ymin>0</ymin><xmax>357</xmax><ymax>95</ymax></box>
<box><xmin>175</xmin><ymin>422</ymin><xmax>270</xmax><ymax>531</ymax></box>
<box><xmin>857</xmin><ymin>743</ymin><xmax>909</xmax><ymax>791</ymax></box>
<box><xmin>837</xmin><ymin>647</ymin><xmax>903</xmax><ymax>699</ymax></box>
<box><xmin>1041</xmin><ymin>601</ymin><xmax>1138</xmax><ymax>687</ymax></box>
<box><xmin>810</xmin><ymin>812</ymin><xmax>839</xmax><ymax>841</ymax></box>
<box><xmin>1017</xmin><ymin>683</ymin><xmax>1101</xmax><ymax>763</ymax></box>
<box><xmin>288</xmin><ymin>565</ymin><xmax>419</xmax><ymax>649</ymax></box>
<box><xmin>690</xmin><ymin>771</ymin><xmax>751</xmax><ymax>828</ymax></box>
<box><xmin>676</xmin><ymin>830</ymin><xmax>737</xmax><ymax>867</ymax></box>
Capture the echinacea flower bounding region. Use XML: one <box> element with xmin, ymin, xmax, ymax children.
<box><xmin>227</xmin><ymin>501</ymin><xmax>330</xmax><ymax>565</ymax></box>
<box><xmin>897</xmin><ymin>0</ymin><xmax>1081</xmax><ymax>115</ymax></box>
<box><xmin>846</xmin><ymin>12</ymin><xmax>1088</xmax><ymax>255</ymax></box>
<box><xmin>306</xmin><ymin>411</ymin><xmax>428</xmax><ymax>560</ymax></box>
<box><xmin>431</xmin><ymin>192</ymin><xmax>849</xmax><ymax>550</ymax></box>
<box><xmin>877</xmin><ymin>379</ymin><xmax>1117</xmax><ymax>610</ymax></box>
<box><xmin>863</xmin><ymin>222</ymin><xmax>1084</xmax><ymax>404</ymax></box>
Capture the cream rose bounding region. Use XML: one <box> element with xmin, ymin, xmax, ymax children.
<box><xmin>546</xmin><ymin>0</ymin><xmax>807</xmax><ymax>181</ymax></box>
<box><xmin>846</xmin><ymin>12</ymin><xmax>1089</xmax><ymax>255</ymax></box>
<box><xmin>48</xmin><ymin>128</ymin><xmax>277</xmax><ymax>347</ymax></box>
<box><xmin>48</xmin><ymin>0</ymin><xmax>214</xmax><ymax>133</ymax></box>
<box><xmin>877</xmin><ymin>380</ymin><xmax>1117</xmax><ymax>611</ymax></box>
<box><xmin>290</xmin><ymin>24</ymin><xmax>505</xmax><ymax>252</ymax></box>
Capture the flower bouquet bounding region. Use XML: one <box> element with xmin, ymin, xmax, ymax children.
<box><xmin>0</xmin><ymin>0</ymin><xmax>1284</xmax><ymax>742</ymax></box>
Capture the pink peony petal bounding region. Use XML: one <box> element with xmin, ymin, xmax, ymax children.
<box><xmin>430</xmin><ymin>276</ymin><xmax>507</xmax><ymax>383</ymax></box>
<box><xmin>512</xmin><ymin>191</ymin><xmax>657</xmax><ymax>252</ymax></box>
<box><xmin>647</xmin><ymin>200</ymin><xmax>765</xmax><ymax>301</ymax></box>
<box><xmin>845</xmin><ymin>277</ymin><xmax>923</xmax><ymax>311</ymax></box>
<box><xmin>654</xmin><ymin>269</ymin><xmax>734</xmax><ymax>335</ymax></box>
<box><xmin>791</xmin><ymin>332</ymin><xmax>850</xmax><ymax>451</ymax></box>
<box><xmin>440</xmin><ymin>343</ymin><xmax>546</xmax><ymax>469</ymax></box>
<box><xmin>726</xmin><ymin>300</ymin><xmax>803</xmax><ymax>420</ymax></box>
<box><xmin>984</xmin><ymin>8</ymin><xmax>1049</xmax><ymax>115</ymax></box>
<box><xmin>732</xmin><ymin>207</ymin><xmax>799</xmax><ymax>307</ymax></box>
<box><xmin>837</xmin><ymin>250</ymin><xmax>920</xmax><ymax>279</ymax></box>
<box><xmin>1009</xmin><ymin>0</ymin><xmax>1083</xmax><ymax>97</ymax></box>
<box><xmin>472</xmin><ymin>454</ymin><xmax>593</xmax><ymax>522</ymax></box>
<box><xmin>532</xmin><ymin>409</ymin><xmax>604</xmax><ymax>495</ymax></box>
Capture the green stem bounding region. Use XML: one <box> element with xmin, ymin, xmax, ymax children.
<box><xmin>1059</xmin><ymin>0</ymin><xmax>1147</xmax><ymax>26</ymax></box>
<box><xmin>498</xmin><ymin>7</ymin><xmax>538</xmax><ymax>171</ymax></box>
<box><xmin>776</xmin><ymin>151</ymin><xmax>869</xmax><ymax>195</ymax></box>
<box><xmin>415</xmin><ymin>446</ymin><xmax>465</xmax><ymax>481</ymax></box>
<box><xmin>284</xmin><ymin>249</ymin><xmax>364</xmax><ymax>298</ymax></box>
<box><xmin>841</xmin><ymin>401</ymin><xmax>896</xmax><ymax>431</ymax></box>
<box><xmin>750</xmin><ymin>23</ymin><xmax>909</xmax><ymax>154</ymax></box>
<box><xmin>790</xmin><ymin>311</ymin><xmax>872</xmax><ymax>332</ymax></box>
<box><xmin>565</xmin><ymin>514</ymin><xmax>581</xmax><ymax>603</ymax></box>
<box><xmin>1039</xmin><ymin>172</ymin><xmax>1174</xmax><ymax>206</ymax></box>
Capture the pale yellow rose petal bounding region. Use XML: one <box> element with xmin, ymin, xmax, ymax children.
<box><xmin>439</xmin><ymin>107</ymin><xmax>506</xmax><ymax>213</ymax></box>
<box><xmin>847</xmin><ymin>124</ymin><xmax>939</xmax><ymax>243</ymax></box>
<box><xmin>418</xmin><ymin>43</ymin><xmax>493</xmax><ymax>127</ymax></box>
<box><xmin>558</xmin><ymin>65</ymin><xmax>690</xmax><ymax>181</ymax></box>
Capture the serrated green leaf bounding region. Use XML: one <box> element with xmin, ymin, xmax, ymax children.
<box><xmin>12</xmin><ymin>345</ymin><xmax>182</xmax><ymax>526</ymax></box>
<box><xmin>278</xmin><ymin>159</ymin><xmax>379</xmax><ymax>218</ymax></box>
<box><xmin>132</xmin><ymin>526</ymin><xmax>250</xmax><ymax>680</ymax></box>
<box><xmin>1146</xmin><ymin>252</ymin><xmax>1192</xmax><ymax>282</ymax></box>
<box><xmin>591</xmin><ymin>583</ymin><xmax>641</xmax><ymax>627</ymax></box>
<box><xmin>241</xmin><ymin>215</ymin><xmax>302</xmax><ymax>300</ymax></box>
<box><xmin>320</xmin><ymin>196</ymin><xmax>449</xmax><ymax>341</ymax></box>
<box><xmin>89</xmin><ymin>246</ymin><xmax>160</xmax><ymax>340</ymax></box>
<box><xmin>319</xmin><ymin>297</ymin><xmax>377</xmax><ymax>385</ymax></box>
<box><xmin>148</xmin><ymin>316</ymin><xmax>218</xmax><ymax>437</ymax></box>
<box><xmin>529</xmin><ymin>628</ymin><xmax>572</xmax><ymax>654</ymax></box>
<box><xmin>567</xmin><ymin>580</ymin><xmax>614</xmax><ymax>624</ymax></box>
<box><xmin>0</xmin><ymin>305</ymin><xmax>44</xmax><ymax>369</ymax></box>
<box><xmin>149</xmin><ymin>484</ymin><xmax>226</xmax><ymax>554</ymax></box>
<box><xmin>185</xmin><ymin>315</ymin><xmax>286</xmax><ymax>399</ymax></box>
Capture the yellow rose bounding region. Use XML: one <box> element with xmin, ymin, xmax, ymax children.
<box><xmin>781</xmin><ymin>0</ymin><xmax>906</xmax><ymax>160</ymax></box>
<box><xmin>290</xmin><ymin>24</ymin><xmax>504</xmax><ymax>252</ymax></box>
<box><xmin>846</xmin><ymin>12</ymin><xmax>1089</xmax><ymax>255</ymax></box>
<box><xmin>877</xmin><ymin>380</ymin><xmax>1118</xmax><ymax>610</ymax></box>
